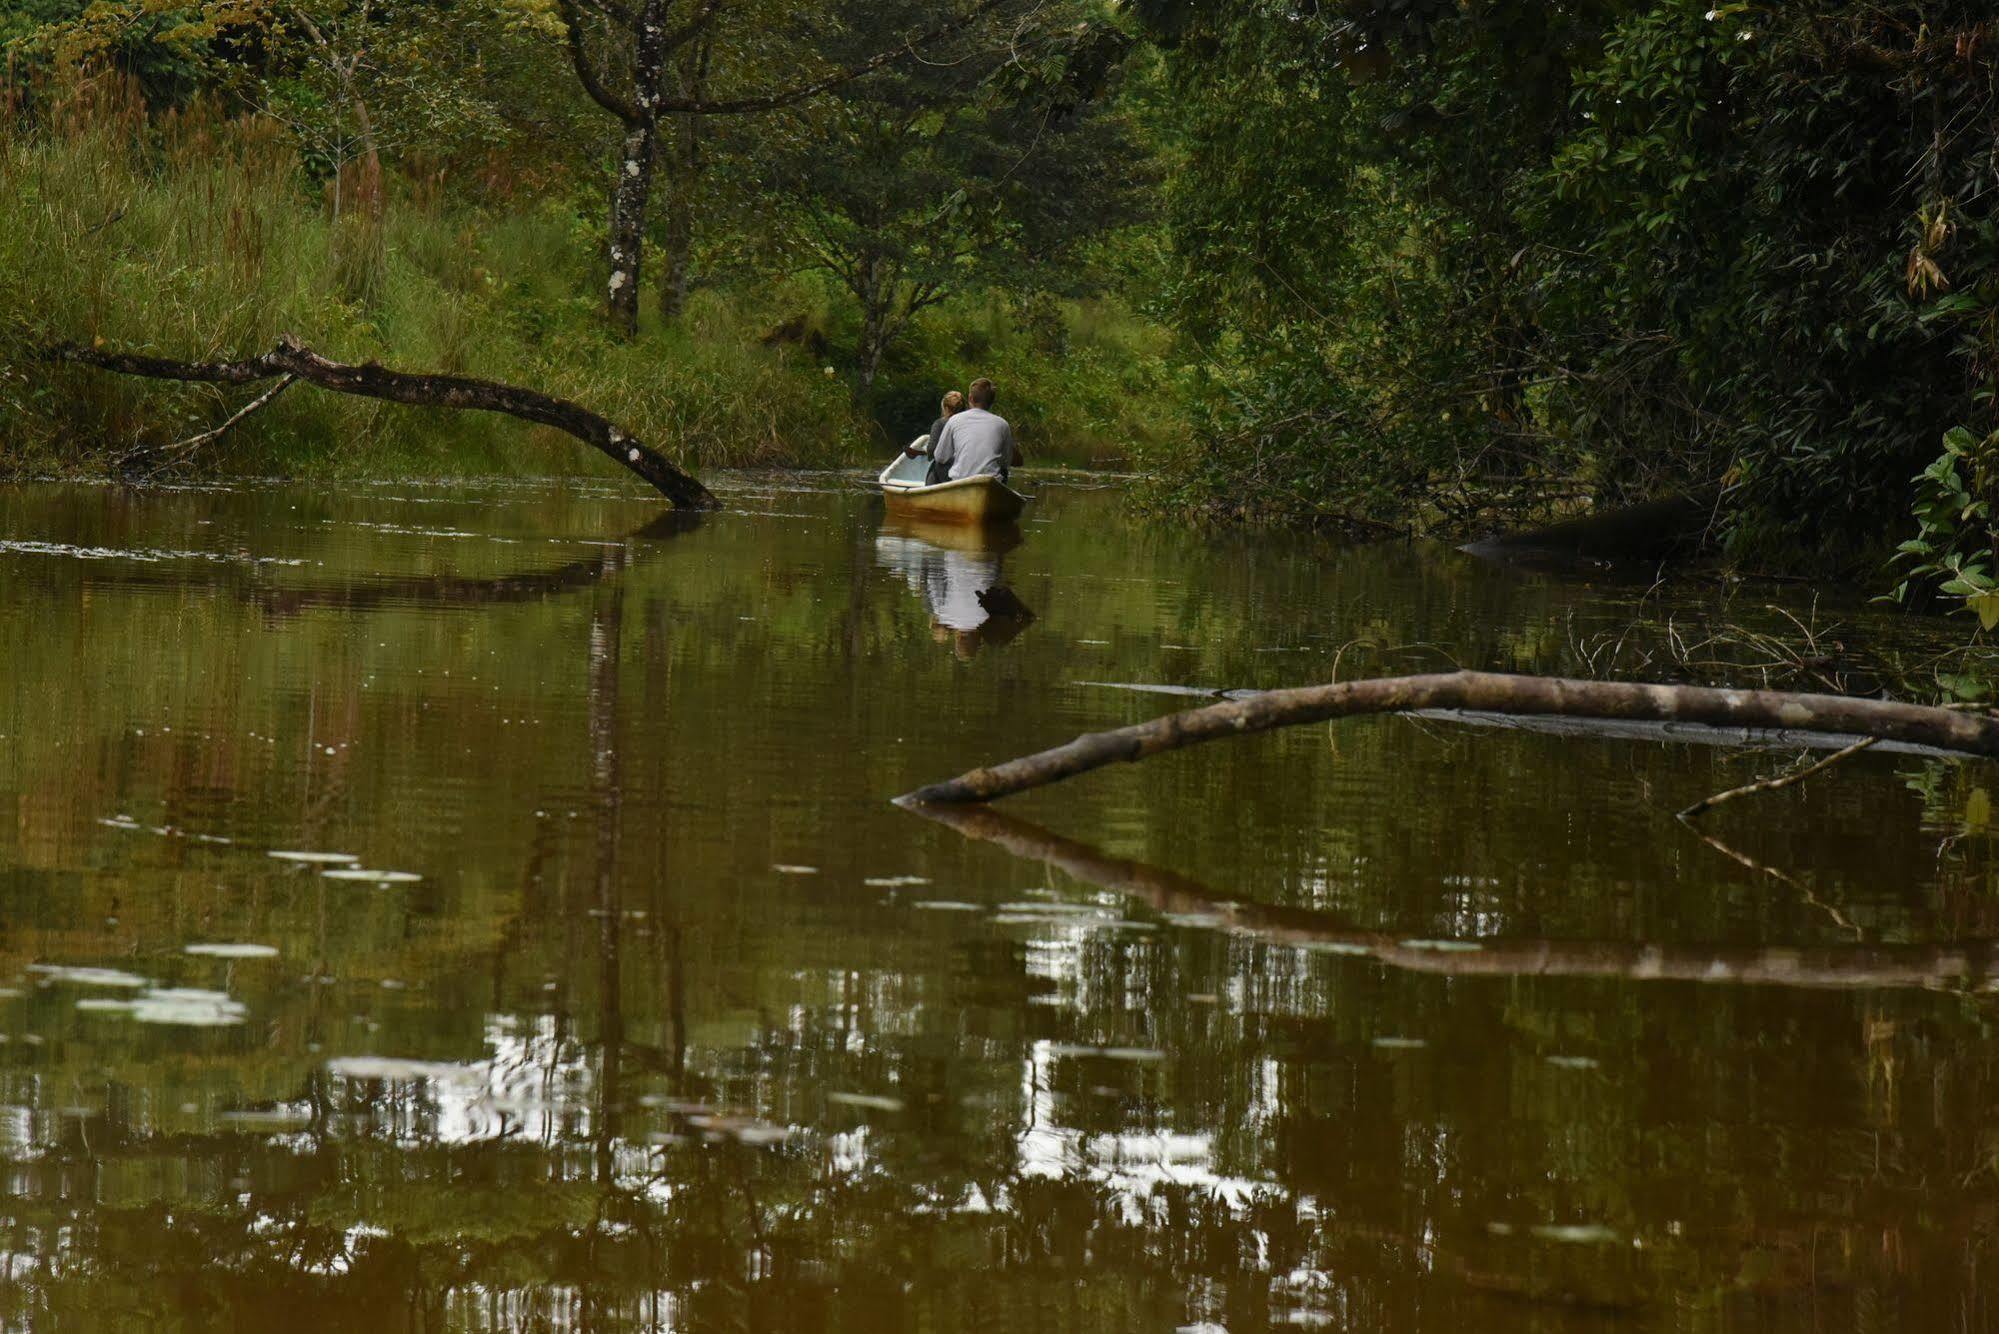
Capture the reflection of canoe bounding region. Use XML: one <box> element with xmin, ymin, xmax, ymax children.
<box><xmin>879</xmin><ymin>449</ymin><xmax>1028</xmax><ymax>524</ymax></box>
<box><xmin>874</xmin><ymin>504</ymin><xmax>1036</xmax><ymax>659</ymax></box>
<box><xmin>880</xmin><ymin>510</ymin><xmax>1022</xmax><ymax>556</ymax></box>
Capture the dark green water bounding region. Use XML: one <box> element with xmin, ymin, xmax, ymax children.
<box><xmin>1</xmin><ymin>474</ymin><xmax>1995</xmax><ymax>1331</ymax></box>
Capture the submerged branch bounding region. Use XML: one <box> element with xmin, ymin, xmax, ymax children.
<box><xmin>1676</xmin><ymin>816</ymin><xmax>1865</xmax><ymax>940</ymax></box>
<box><xmin>901</xmin><ymin>670</ymin><xmax>1999</xmax><ymax>804</ymax></box>
<box><xmin>1678</xmin><ymin>737</ymin><xmax>1879</xmax><ymax>820</ymax></box>
<box><xmin>50</xmin><ymin>335</ymin><xmax>718</xmax><ymax>509</ymax></box>
<box><xmin>906</xmin><ymin>803</ymin><xmax>1996</xmax><ymax>993</ymax></box>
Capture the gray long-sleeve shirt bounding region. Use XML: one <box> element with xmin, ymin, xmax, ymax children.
<box><xmin>931</xmin><ymin>407</ymin><xmax>1016</xmax><ymax>481</ymax></box>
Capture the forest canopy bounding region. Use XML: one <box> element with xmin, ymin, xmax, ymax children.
<box><xmin>4</xmin><ymin>0</ymin><xmax>1999</xmax><ymax>593</ymax></box>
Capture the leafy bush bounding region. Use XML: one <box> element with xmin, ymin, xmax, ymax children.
<box><xmin>1887</xmin><ymin>427</ymin><xmax>1999</xmax><ymax>629</ymax></box>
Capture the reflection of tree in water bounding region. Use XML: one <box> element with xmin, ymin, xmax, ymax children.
<box><xmin>10</xmin><ymin>498</ymin><xmax>1999</xmax><ymax>1330</ymax></box>
<box><xmin>874</xmin><ymin>517</ymin><xmax>1034</xmax><ymax>659</ymax></box>
<box><xmin>10</xmin><ymin>802</ymin><xmax>1999</xmax><ymax>1328</ymax></box>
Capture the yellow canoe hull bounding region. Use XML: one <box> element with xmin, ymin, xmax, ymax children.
<box><xmin>878</xmin><ymin>445</ymin><xmax>1028</xmax><ymax>524</ymax></box>
<box><xmin>879</xmin><ymin>470</ymin><xmax>1028</xmax><ymax>524</ymax></box>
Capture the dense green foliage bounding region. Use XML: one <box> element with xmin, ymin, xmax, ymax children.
<box><xmin>1133</xmin><ymin>0</ymin><xmax>1999</xmax><ymax>578</ymax></box>
<box><xmin>8</xmin><ymin>0</ymin><xmax>1999</xmax><ymax>592</ymax></box>
<box><xmin>0</xmin><ymin>0</ymin><xmax>1177</xmax><ymax>477</ymax></box>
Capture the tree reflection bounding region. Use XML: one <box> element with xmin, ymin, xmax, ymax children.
<box><xmin>6</xmin><ymin>483</ymin><xmax>1998</xmax><ymax>1330</ymax></box>
<box><xmin>905</xmin><ymin>802</ymin><xmax>1999</xmax><ymax>993</ymax></box>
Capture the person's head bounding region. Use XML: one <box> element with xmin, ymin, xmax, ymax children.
<box><xmin>939</xmin><ymin>389</ymin><xmax>965</xmax><ymax>418</ymax></box>
<box><xmin>968</xmin><ymin>378</ymin><xmax>996</xmax><ymax>410</ymax></box>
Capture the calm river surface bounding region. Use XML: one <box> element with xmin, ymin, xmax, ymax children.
<box><xmin>1</xmin><ymin>474</ymin><xmax>1995</xmax><ymax>1331</ymax></box>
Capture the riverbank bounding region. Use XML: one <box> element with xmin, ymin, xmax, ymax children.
<box><xmin>0</xmin><ymin>103</ymin><xmax>1180</xmax><ymax>486</ymax></box>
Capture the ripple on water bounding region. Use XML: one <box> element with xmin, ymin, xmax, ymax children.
<box><xmin>185</xmin><ymin>943</ymin><xmax>281</xmax><ymax>959</ymax></box>
<box><xmin>75</xmin><ymin>988</ymin><xmax>247</xmax><ymax>1026</ymax></box>
<box><xmin>28</xmin><ymin>965</ymin><xmax>149</xmax><ymax>989</ymax></box>
<box><xmin>0</xmin><ymin>540</ymin><xmax>309</xmax><ymax>566</ymax></box>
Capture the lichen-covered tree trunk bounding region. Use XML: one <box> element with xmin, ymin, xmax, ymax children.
<box><xmin>608</xmin><ymin>118</ymin><xmax>660</xmax><ymax>337</ymax></box>
<box><xmin>605</xmin><ymin>0</ymin><xmax>672</xmax><ymax>337</ymax></box>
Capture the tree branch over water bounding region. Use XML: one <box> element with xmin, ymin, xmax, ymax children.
<box><xmin>49</xmin><ymin>335</ymin><xmax>718</xmax><ymax>510</ymax></box>
<box><xmin>901</xmin><ymin>670</ymin><xmax>1999</xmax><ymax>804</ymax></box>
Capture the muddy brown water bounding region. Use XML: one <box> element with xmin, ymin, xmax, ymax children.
<box><xmin>1</xmin><ymin>474</ymin><xmax>1995</xmax><ymax>1331</ymax></box>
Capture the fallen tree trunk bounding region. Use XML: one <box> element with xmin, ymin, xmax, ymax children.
<box><xmin>901</xmin><ymin>669</ymin><xmax>1999</xmax><ymax>804</ymax></box>
<box><xmin>50</xmin><ymin>335</ymin><xmax>718</xmax><ymax>509</ymax></box>
<box><xmin>907</xmin><ymin>803</ymin><xmax>1999</xmax><ymax>993</ymax></box>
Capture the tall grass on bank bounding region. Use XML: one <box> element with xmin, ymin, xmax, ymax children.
<box><xmin>0</xmin><ymin>84</ymin><xmax>872</xmax><ymax>481</ymax></box>
<box><xmin>1</xmin><ymin>83</ymin><xmax>1182</xmax><ymax>484</ymax></box>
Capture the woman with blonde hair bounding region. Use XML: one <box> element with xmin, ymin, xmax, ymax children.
<box><xmin>905</xmin><ymin>389</ymin><xmax>966</xmax><ymax>485</ymax></box>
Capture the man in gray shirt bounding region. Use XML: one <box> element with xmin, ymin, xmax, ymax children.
<box><xmin>930</xmin><ymin>378</ymin><xmax>1022</xmax><ymax>483</ymax></box>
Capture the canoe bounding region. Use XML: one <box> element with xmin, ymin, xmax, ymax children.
<box><xmin>878</xmin><ymin>444</ymin><xmax>1028</xmax><ymax>524</ymax></box>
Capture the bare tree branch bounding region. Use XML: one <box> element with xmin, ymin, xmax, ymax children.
<box><xmin>160</xmin><ymin>373</ymin><xmax>299</xmax><ymax>457</ymax></box>
<box><xmin>51</xmin><ymin>336</ymin><xmax>717</xmax><ymax>509</ymax></box>
<box><xmin>556</xmin><ymin>0</ymin><xmax>640</xmax><ymax>123</ymax></box>
<box><xmin>900</xmin><ymin>671</ymin><xmax>1999</xmax><ymax>804</ymax></box>
<box><xmin>655</xmin><ymin>0</ymin><xmax>727</xmax><ymax>62</ymax></box>
<box><xmin>1678</xmin><ymin>737</ymin><xmax>1880</xmax><ymax>820</ymax></box>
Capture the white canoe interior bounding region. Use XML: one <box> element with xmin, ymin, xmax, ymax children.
<box><xmin>879</xmin><ymin>443</ymin><xmax>934</xmax><ymax>490</ymax></box>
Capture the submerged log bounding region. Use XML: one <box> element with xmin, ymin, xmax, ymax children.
<box><xmin>901</xmin><ymin>669</ymin><xmax>1999</xmax><ymax>804</ymax></box>
<box><xmin>50</xmin><ymin>335</ymin><xmax>718</xmax><ymax>509</ymax></box>
<box><xmin>907</xmin><ymin>803</ymin><xmax>1999</xmax><ymax>993</ymax></box>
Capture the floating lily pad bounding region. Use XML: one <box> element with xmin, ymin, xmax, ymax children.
<box><xmin>185</xmin><ymin>943</ymin><xmax>281</xmax><ymax>959</ymax></box>
<box><xmin>268</xmin><ymin>850</ymin><xmax>360</xmax><ymax>865</ymax></box>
